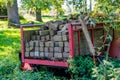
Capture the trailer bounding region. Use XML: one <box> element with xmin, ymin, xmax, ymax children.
<box><xmin>20</xmin><ymin>21</ymin><xmax>114</xmax><ymax>70</ymax></box>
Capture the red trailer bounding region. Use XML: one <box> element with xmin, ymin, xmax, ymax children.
<box><xmin>20</xmin><ymin>23</ymin><xmax>114</xmax><ymax>70</ymax></box>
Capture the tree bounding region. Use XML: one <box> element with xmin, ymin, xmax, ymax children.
<box><xmin>21</xmin><ymin>0</ymin><xmax>64</xmax><ymax>21</ymax></box>
<box><xmin>21</xmin><ymin>0</ymin><xmax>51</xmax><ymax>22</ymax></box>
<box><xmin>0</xmin><ymin>0</ymin><xmax>20</xmax><ymax>25</ymax></box>
<box><xmin>7</xmin><ymin>0</ymin><xmax>20</xmax><ymax>25</ymax></box>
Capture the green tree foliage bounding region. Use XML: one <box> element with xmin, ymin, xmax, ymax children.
<box><xmin>21</xmin><ymin>0</ymin><xmax>64</xmax><ymax>21</ymax></box>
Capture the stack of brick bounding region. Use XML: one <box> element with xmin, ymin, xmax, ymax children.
<box><xmin>24</xmin><ymin>19</ymin><xmax>76</xmax><ymax>61</ymax></box>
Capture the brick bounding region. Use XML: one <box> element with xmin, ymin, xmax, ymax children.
<box><xmin>25</xmin><ymin>42</ymin><xmax>29</xmax><ymax>47</ymax></box>
<box><xmin>49</xmin><ymin>41</ymin><xmax>54</xmax><ymax>47</ymax></box>
<box><xmin>49</xmin><ymin>47</ymin><xmax>54</xmax><ymax>52</ymax></box>
<box><xmin>50</xmin><ymin>30</ymin><xmax>57</xmax><ymax>36</ymax></box>
<box><xmin>39</xmin><ymin>30</ymin><xmax>49</xmax><ymax>36</ymax></box>
<box><xmin>57</xmin><ymin>31</ymin><xmax>62</xmax><ymax>36</ymax></box>
<box><xmin>35</xmin><ymin>30</ymin><xmax>39</xmax><ymax>35</ymax></box>
<box><xmin>30</xmin><ymin>52</ymin><xmax>34</xmax><ymax>57</ymax></box>
<box><xmin>31</xmin><ymin>36</ymin><xmax>36</xmax><ymax>40</ymax></box>
<box><xmin>44</xmin><ymin>52</ymin><xmax>49</xmax><ymax>57</ymax></box>
<box><xmin>29</xmin><ymin>41</ymin><xmax>35</xmax><ymax>47</ymax></box>
<box><xmin>48</xmin><ymin>52</ymin><xmax>54</xmax><ymax>58</ymax></box>
<box><xmin>41</xmin><ymin>36</ymin><xmax>46</xmax><ymax>41</ymax></box>
<box><xmin>64</xmin><ymin>42</ymin><xmax>69</xmax><ymax>47</ymax></box>
<box><xmin>46</xmin><ymin>35</ymin><xmax>50</xmax><ymax>41</ymax></box>
<box><xmin>25</xmin><ymin>48</ymin><xmax>29</xmax><ymax>52</ymax></box>
<box><xmin>36</xmin><ymin>36</ymin><xmax>41</xmax><ymax>40</ymax></box>
<box><xmin>55</xmin><ymin>42</ymin><xmax>63</xmax><ymax>47</ymax></box>
<box><xmin>39</xmin><ymin>47</ymin><xmax>44</xmax><ymax>52</ymax></box>
<box><xmin>52</xmin><ymin>35</ymin><xmax>62</xmax><ymax>41</ymax></box>
<box><xmin>44</xmin><ymin>47</ymin><xmax>49</xmax><ymax>52</ymax></box>
<box><xmin>62</xmin><ymin>30</ymin><xmax>68</xmax><ymax>35</ymax></box>
<box><xmin>62</xmin><ymin>35</ymin><xmax>68</xmax><ymax>41</ymax></box>
<box><xmin>29</xmin><ymin>46</ymin><xmax>34</xmax><ymax>51</ymax></box>
<box><xmin>64</xmin><ymin>47</ymin><xmax>69</xmax><ymax>52</ymax></box>
<box><xmin>39</xmin><ymin>42</ymin><xmax>44</xmax><ymax>47</ymax></box>
<box><xmin>45</xmin><ymin>41</ymin><xmax>54</xmax><ymax>47</ymax></box>
<box><xmin>40</xmin><ymin>52</ymin><xmax>44</xmax><ymax>58</ymax></box>
<box><xmin>34</xmin><ymin>41</ymin><xmax>39</xmax><ymax>47</ymax></box>
<box><xmin>59</xmin><ymin>25</ymin><xmax>64</xmax><ymax>30</ymax></box>
<box><xmin>25</xmin><ymin>52</ymin><xmax>29</xmax><ymax>57</ymax></box>
<box><xmin>63</xmin><ymin>52</ymin><xmax>69</xmax><ymax>58</ymax></box>
<box><xmin>54</xmin><ymin>53</ymin><xmax>62</xmax><ymax>59</ymax></box>
<box><xmin>34</xmin><ymin>51</ymin><xmax>39</xmax><ymax>57</ymax></box>
<box><xmin>54</xmin><ymin>47</ymin><xmax>63</xmax><ymax>53</ymax></box>
<box><xmin>35</xmin><ymin>47</ymin><xmax>39</xmax><ymax>51</ymax></box>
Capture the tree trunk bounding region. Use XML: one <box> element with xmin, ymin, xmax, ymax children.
<box><xmin>36</xmin><ymin>8</ymin><xmax>42</xmax><ymax>22</ymax></box>
<box><xmin>7</xmin><ymin>0</ymin><xmax>20</xmax><ymax>25</ymax></box>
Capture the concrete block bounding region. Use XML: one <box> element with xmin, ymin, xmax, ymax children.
<box><xmin>44</xmin><ymin>52</ymin><xmax>49</xmax><ymax>58</ymax></box>
<box><xmin>25</xmin><ymin>52</ymin><xmax>29</xmax><ymax>57</ymax></box>
<box><xmin>46</xmin><ymin>35</ymin><xmax>50</xmax><ymax>41</ymax></box>
<box><xmin>34</xmin><ymin>51</ymin><xmax>39</xmax><ymax>57</ymax></box>
<box><xmin>49</xmin><ymin>47</ymin><xmax>54</xmax><ymax>52</ymax></box>
<box><xmin>54</xmin><ymin>53</ymin><xmax>62</xmax><ymax>59</ymax></box>
<box><xmin>55</xmin><ymin>42</ymin><xmax>63</xmax><ymax>47</ymax></box>
<box><xmin>29</xmin><ymin>41</ymin><xmax>35</xmax><ymax>47</ymax></box>
<box><xmin>41</xmin><ymin>36</ymin><xmax>46</xmax><ymax>41</ymax></box>
<box><xmin>64</xmin><ymin>41</ymin><xmax>69</xmax><ymax>47</ymax></box>
<box><xmin>25</xmin><ymin>47</ymin><xmax>30</xmax><ymax>52</ymax></box>
<box><xmin>54</xmin><ymin>47</ymin><xmax>63</xmax><ymax>53</ymax></box>
<box><xmin>62</xmin><ymin>35</ymin><xmax>68</xmax><ymax>41</ymax></box>
<box><xmin>34</xmin><ymin>41</ymin><xmax>39</xmax><ymax>47</ymax></box>
<box><xmin>40</xmin><ymin>52</ymin><xmax>44</xmax><ymax>58</ymax></box>
<box><xmin>35</xmin><ymin>47</ymin><xmax>39</xmax><ymax>51</ymax></box>
<box><xmin>39</xmin><ymin>30</ymin><xmax>49</xmax><ymax>36</ymax></box>
<box><xmin>44</xmin><ymin>47</ymin><xmax>49</xmax><ymax>52</ymax></box>
<box><xmin>48</xmin><ymin>52</ymin><xmax>54</xmax><ymax>58</ymax></box>
<box><xmin>64</xmin><ymin>47</ymin><xmax>69</xmax><ymax>52</ymax></box>
<box><xmin>63</xmin><ymin>52</ymin><xmax>69</xmax><ymax>58</ymax></box>
<box><xmin>52</xmin><ymin>35</ymin><xmax>62</xmax><ymax>41</ymax></box>
<box><xmin>39</xmin><ymin>42</ymin><xmax>44</xmax><ymax>47</ymax></box>
<box><xmin>50</xmin><ymin>30</ymin><xmax>57</xmax><ymax>36</ymax></box>
<box><xmin>39</xmin><ymin>47</ymin><xmax>44</xmax><ymax>52</ymax></box>
<box><xmin>30</xmin><ymin>52</ymin><xmax>34</xmax><ymax>57</ymax></box>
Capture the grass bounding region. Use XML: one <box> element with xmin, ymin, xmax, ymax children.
<box><xmin>0</xmin><ymin>16</ymin><xmax>120</xmax><ymax>79</ymax></box>
<box><xmin>0</xmin><ymin>16</ymin><xmax>68</xmax><ymax>79</ymax></box>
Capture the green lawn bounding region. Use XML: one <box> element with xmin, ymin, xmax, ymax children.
<box><xmin>0</xmin><ymin>16</ymin><xmax>120</xmax><ymax>79</ymax></box>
